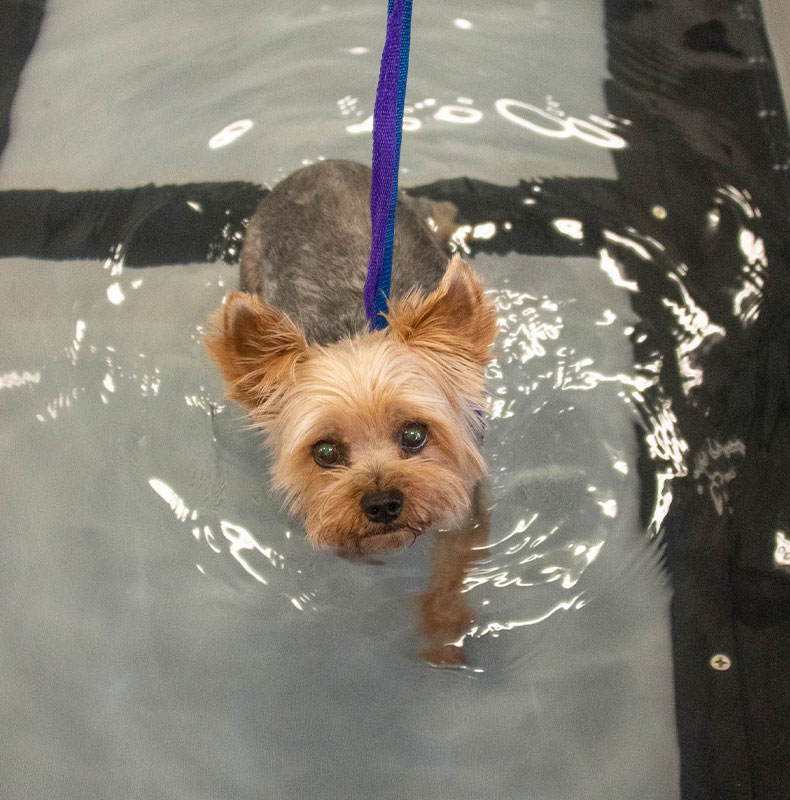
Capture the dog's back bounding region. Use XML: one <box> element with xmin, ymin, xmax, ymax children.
<box><xmin>240</xmin><ymin>160</ymin><xmax>452</xmax><ymax>345</ymax></box>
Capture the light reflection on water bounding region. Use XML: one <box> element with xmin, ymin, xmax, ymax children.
<box><xmin>343</xmin><ymin>94</ymin><xmax>629</xmax><ymax>147</ymax></box>
<box><xmin>131</xmin><ymin>247</ymin><xmax>679</xmax><ymax>649</ymax></box>
<box><xmin>1</xmin><ymin>0</ymin><xmax>776</xmax><ymax>796</ymax></box>
<box><xmin>9</xmin><ymin>194</ymin><xmax>742</xmax><ymax>661</ymax></box>
<box><xmin>436</xmin><ymin>201</ymin><xmax>749</xmax><ymax>642</ymax></box>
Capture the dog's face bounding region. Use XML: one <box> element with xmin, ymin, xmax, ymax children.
<box><xmin>206</xmin><ymin>256</ymin><xmax>497</xmax><ymax>552</ymax></box>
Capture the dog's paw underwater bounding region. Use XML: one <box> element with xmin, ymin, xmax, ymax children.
<box><xmin>205</xmin><ymin>160</ymin><xmax>497</xmax><ymax>553</ymax></box>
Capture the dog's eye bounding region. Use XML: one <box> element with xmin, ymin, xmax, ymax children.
<box><xmin>313</xmin><ymin>441</ymin><xmax>341</xmax><ymax>468</ymax></box>
<box><xmin>400</xmin><ymin>422</ymin><xmax>428</xmax><ymax>454</ymax></box>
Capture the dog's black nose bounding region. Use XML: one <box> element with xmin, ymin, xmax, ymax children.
<box><xmin>361</xmin><ymin>489</ymin><xmax>404</xmax><ymax>524</ymax></box>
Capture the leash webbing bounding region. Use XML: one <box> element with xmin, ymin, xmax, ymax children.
<box><xmin>364</xmin><ymin>0</ymin><xmax>413</xmax><ymax>330</ymax></box>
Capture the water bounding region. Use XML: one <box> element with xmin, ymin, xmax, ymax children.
<box><xmin>1</xmin><ymin>0</ymin><xmax>616</xmax><ymax>189</ymax></box>
<box><xmin>0</xmin><ymin>254</ymin><xmax>678</xmax><ymax>798</ymax></box>
<box><xmin>0</xmin><ymin>0</ymin><xmax>731</xmax><ymax>797</ymax></box>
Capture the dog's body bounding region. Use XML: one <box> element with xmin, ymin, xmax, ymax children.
<box><xmin>239</xmin><ymin>159</ymin><xmax>453</xmax><ymax>344</ymax></box>
<box><xmin>206</xmin><ymin>160</ymin><xmax>496</xmax><ymax>664</ymax></box>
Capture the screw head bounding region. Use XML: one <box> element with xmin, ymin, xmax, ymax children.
<box><xmin>710</xmin><ymin>653</ymin><xmax>732</xmax><ymax>671</ymax></box>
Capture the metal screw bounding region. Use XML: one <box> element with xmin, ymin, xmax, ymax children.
<box><xmin>710</xmin><ymin>653</ymin><xmax>732</xmax><ymax>671</ymax></box>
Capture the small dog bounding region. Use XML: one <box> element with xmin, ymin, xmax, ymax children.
<box><xmin>205</xmin><ymin>160</ymin><xmax>496</xmax><ymax>662</ymax></box>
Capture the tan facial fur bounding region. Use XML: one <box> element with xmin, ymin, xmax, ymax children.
<box><xmin>205</xmin><ymin>255</ymin><xmax>497</xmax><ymax>552</ymax></box>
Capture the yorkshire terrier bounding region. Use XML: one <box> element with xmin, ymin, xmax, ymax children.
<box><xmin>205</xmin><ymin>159</ymin><xmax>496</xmax><ymax>663</ymax></box>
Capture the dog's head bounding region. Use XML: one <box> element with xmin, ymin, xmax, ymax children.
<box><xmin>205</xmin><ymin>255</ymin><xmax>497</xmax><ymax>552</ymax></box>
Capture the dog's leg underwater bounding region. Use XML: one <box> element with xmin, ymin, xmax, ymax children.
<box><xmin>419</xmin><ymin>483</ymin><xmax>489</xmax><ymax>666</ymax></box>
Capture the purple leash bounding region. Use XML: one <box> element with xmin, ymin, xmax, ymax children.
<box><xmin>364</xmin><ymin>0</ymin><xmax>414</xmax><ymax>330</ymax></box>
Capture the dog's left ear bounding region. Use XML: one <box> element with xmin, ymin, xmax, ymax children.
<box><xmin>386</xmin><ymin>255</ymin><xmax>497</xmax><ymax>370</ymax></box>
<box><xmin>204</xmin><ymin>292</ymin><xmax>309</xmax><ymax>414</ymax></box>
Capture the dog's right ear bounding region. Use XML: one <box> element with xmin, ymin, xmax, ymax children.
<box><xmin>204</xmin><ymin>292</ymin><xmax>309</xmax><ymax>413</ymax></box>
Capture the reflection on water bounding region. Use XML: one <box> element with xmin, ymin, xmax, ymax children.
<box><xmin>456</xmin><ymin>248</ymin><xmax>679</xmax><ymax>642</ymax></box>
<box><xmin>692</xmin><ymin>437</ymin><xmax>745</xmax><ymax>516</ymax></box>
<box><xmin>208</xmin><ymin>119</ymin><xmax>254</xmax><ymax>150</ymax></box>
<box><xmin>775</xmin><ymin>531</ymin><xmax>790</xmax><ymax>567</ymax></box>
<box><xmin>346</xmin><ymin>94</ymin><xmax>629</xmax><ymax>150</ymax></box>
<box><xmin>6</xmin><ymin>0</ymin><xmax>787</xmax><ymax>796</ymax></box>
<box><xmin>733</xmin><ymin>226</ymin><xmax>767</xmax><ymax>326</ymax></box>
<box><xmin>494</xmin><ymin>98</ymin><xmax>627</xmax><ymax>149</ymax></box>
<box><xmin>121</xmin><ymin>235</ymin><xmax>688</xmax><ymax>658</ymax></box>
<box><xmin>0</xmin><ymin>370</ymin><xmax>41</xmax><ymax>389</ymax></box>
<box><xmin>2</xmin><ymin>143</ymin><xmax>765</xmax><ymax>800</ymax></box>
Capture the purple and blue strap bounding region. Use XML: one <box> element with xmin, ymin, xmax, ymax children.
<box><xmin>363</xmin><ymin>0</ymin><xmax>414</xmax><ymax>330</ymax></box>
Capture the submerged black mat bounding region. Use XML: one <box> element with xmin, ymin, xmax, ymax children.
<box><xmin>603</xmin><ymin>4</ymin><xmax>790</xmax><ymax>798</ymax></box>
<box><xmin>1</xmin><ymin>1</ymin><xmax>788</xmax><ymax>798</ymax></box>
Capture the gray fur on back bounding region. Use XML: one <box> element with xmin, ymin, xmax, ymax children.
<box><xmin>239</xmin><ymin>160</ymin><xmax>450</xmax><ymax>345</ymax></box>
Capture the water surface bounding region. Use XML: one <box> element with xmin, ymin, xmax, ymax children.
<box><xmin>0</xmin><ymin>2</ymin><xmax>683</xmax><ymax>798</ymax></box>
